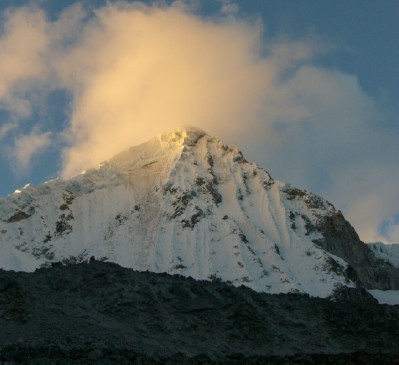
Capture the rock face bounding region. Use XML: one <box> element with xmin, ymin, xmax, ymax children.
<box><xmin>314</xmin><ymin>213</ymin><xmax>399</xmax><ymax>290</ymax></box>
<box><xmin>0</xmin><ymin>127</ymin><xmax>398</xmax><ymax>296</ymax></box>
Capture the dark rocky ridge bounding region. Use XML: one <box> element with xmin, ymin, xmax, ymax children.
<box><xmin>281</xmin><ymin>185</ymin><xmax>399</xmax><ymax>290</ymax></box>
<box><xmin>314</xmin><ymin>211</ymin><xmax>399</xmax><ymax>290</ymax></box>
<box><xmin>0</xmin><ymin>261</ymin><xmax>398</xmax><ymax>364</ymax></box>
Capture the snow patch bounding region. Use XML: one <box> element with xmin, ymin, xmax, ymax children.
<box><xmin>368</xmin><ymin>290</ymin><xmax>399</xmax><ymax>305</ymax></box>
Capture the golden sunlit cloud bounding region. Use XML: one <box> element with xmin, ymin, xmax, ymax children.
<box><xmin>0</xmin><ymin>1</ymin><xmax>318</xmax><ymax>176</ymax></box>
<box><xmin>0</xmin><ymin>6</ymin><xmax>49</xmax><ymax>118</ymax></box>
<box><xmin>0</xmin><ymin>1</ymin><xmax>398</xmax><ymax>243</ymax></box>
<box><xmin>56</xmin><ymin>2</ymin><xmax>317</xmax><ymax>177</ymax></box>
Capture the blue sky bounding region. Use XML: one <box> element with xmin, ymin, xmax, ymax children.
<box><xmin>0</xmin><ymin>0</ymin><xmax>398</xmax><ymax>243</ymax></box>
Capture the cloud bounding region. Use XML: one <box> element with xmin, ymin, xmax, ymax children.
<box><xmin>249</xmin><ymin>64</ymin><xmax>399</xmax><ymax>243</ymax></box>
<box><xmin>56</xmin><ymin>2</ymin><xmax>317</xmax><ymax>177</ymax></box>
<box><xmin>0</xmin><ymin>122</ymin><xmax>16</xmax><ymax>140</ymax></box>
<box><xmin>219</xmin><ymin>0</ymin><xmax>239</xmax><ymax>15</ymax></box>
<box><xmin>8</xmin><ymin>131</ymin><xmax>51</xmax><ymax>174</ymax></box>
<box><xmin>0</xmin><ymin>2</ymin><xmax>86</xmax><ymax>125</ymax></box>
<box><xmin>345</xmin><ymin>181</ymin><xmax>399</xmax><ymax>243</ymax></box>
<box><xmin>0</xmin><ymin>5</ymin><xmax>50</xmax><ymax>119</ymax></box>
<box><xmin>0</xmin><ymin>2</ymin><xmax>84</xmax><ymax>176</ymax></box>
<box><xmin>0</xmin><ymin>1</ymin><xmax>397</xmax><ymax>243</ymax></box>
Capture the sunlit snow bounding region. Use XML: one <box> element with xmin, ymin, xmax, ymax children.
<box><xmin>0</xmin><ymin>128</ymin><xmax>357</xmax><ymax>297</ymax></box>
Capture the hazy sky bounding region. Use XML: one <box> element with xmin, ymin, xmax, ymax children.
<box><xmin>0</xmin><ymin>0</ymin><xmax>398</xmax><ymax>244</ymax></box>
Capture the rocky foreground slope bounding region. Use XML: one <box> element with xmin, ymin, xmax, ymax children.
<box><xmin>1</xmin><ymin>128</ymin><xmax>398</xmax><ymax>297</ymax></box>
<box><xmin>0</xmin><ymin>261</ymin><xmax>398</xmax><ymax>364</ymax></box>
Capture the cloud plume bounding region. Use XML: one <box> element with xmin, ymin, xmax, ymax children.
<box><xmin>0</xmin><ymin>5</ymin><xmax>50</xmax><ymax>119</ymax></box>
<box><xmin>0</xmin><ymin>1</ymin><xmax>398</xmax><ymax>243</ymax></box>
<box><xmin>8</xmin><ymin>131</ymin><xmax>51</xmax><ymax>174</ymax></box>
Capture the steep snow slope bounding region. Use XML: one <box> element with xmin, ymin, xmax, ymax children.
<box><xmin>368</xmin><ymin>242</ymin><xmax>399</xmax><ymax>268</ymax></box>
<box><xmin>0</xmin><ymin>127</ymin><xmax>391</xmax><ymax>297</ymax></box>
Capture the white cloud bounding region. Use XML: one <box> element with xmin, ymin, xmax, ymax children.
<box><xmin>0</xmin><ymin>2</ymin><xmax>397</xmax><ymax>243</ymax></box>
<box><xmin>0</xmin><ymin>122</ymin><xmax>16</xmax><ymax>140</ymax></box>
<box><xmin>8</xmin><ymin>131</ymin><xmax>51</xmax><ymax>175</ymax></box>
<box><xmin>54</xmin><ymin>3</ymin><xmax>319</xmax><ymax>178</ymax></box>
<box><xmin>0</xmin><ymin>5</ymin><xmax>50</xmax><ymax>119</ymax></box>
<box><xmin>219</xmin><ymin>0</ymin><xmax>239</xmax><ymax>15</ymax></box>
<box><xmin>326</xmin><ymin>163</ymin><xmax>399</xmax><ymax>244</ymax></box>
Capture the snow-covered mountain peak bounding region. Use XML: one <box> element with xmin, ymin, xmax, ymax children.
<box><xmin>1</xmin><ymin>128</ymin><xmax>398</xmax><ymax>297</ymax></box>
<box><xmin>107</xmin><ymin>127</ymin><xmax>206</xmax><ymax>173</ymax></box>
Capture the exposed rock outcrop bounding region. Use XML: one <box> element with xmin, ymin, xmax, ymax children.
<box><xmin>314</xmin><ymin>211</ymin><xmax>399</xmax><ymax>289</ymax></box>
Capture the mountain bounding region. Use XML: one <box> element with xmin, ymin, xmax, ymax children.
<box><xmin>0</xmin><ymin>127</ymin><xmax>398</xmax><ymax>297</ymax></box>
<box><xmin>368</xmin><ymin>242</ymin><xmax>399</xmax><ymax>268</ymax></box>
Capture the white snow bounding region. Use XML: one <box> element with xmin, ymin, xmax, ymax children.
<box><xmin>368</xmin><ymin>290</ymin><xmax>399</xmax><ymax>305</ymax></box>
<box><xmin>367</xmin><ymin>242</ymin><xmax>399</xmax><ymax>268</ymax></box>
<box><xmin>0</xmin><ymin>127</ymin><xmax>359</xmax><ymax>297</ymax></box>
